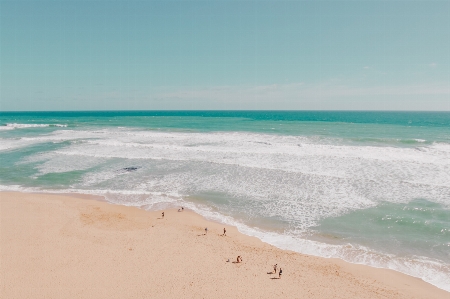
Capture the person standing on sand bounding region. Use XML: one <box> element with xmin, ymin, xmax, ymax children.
<box><xmin>279</xmin><ymin>268</ymin><xmax>282</xmax><ymax>279</ymax></box>
<box><xmin>273</xmin><ymin>264</ymin><xmax>277</xmax><ymax>274</ymax></box>
<box><xmin>223</xmin><ymin>228</ymin><xmax>226</xmax><ymax>236</ymax></box>
<box><xmin>162</xmin><ymin>212</ymin><xmax>164</xmax><ymax>218</ymax></box>
<box><xmin>205</xmin><ymin>227</ymin><xmax>208</xmax><ymax>234</ymax></box>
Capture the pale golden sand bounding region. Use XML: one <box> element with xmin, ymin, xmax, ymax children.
<box><xmin>1</xmin><ymin>192</ymin><xmax>447</xmax><ymax>298</ymax></box>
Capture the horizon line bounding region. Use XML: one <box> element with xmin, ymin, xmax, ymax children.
<box><xmin>1</xmin><ymin>109</ymin><xmax>450</xmax><ymax>113</ymax></box>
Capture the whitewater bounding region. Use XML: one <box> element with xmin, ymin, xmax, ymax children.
<box><xmin>0</xmin><ymin>111</ymin><xmax>449</xmax><ymax>291</ymax></box>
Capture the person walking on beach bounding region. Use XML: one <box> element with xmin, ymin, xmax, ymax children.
<box><xmin>236</xmin><ymin>256</ymin><xmax>242</xmax><ymax>263</ymax></box>
<box><xmin>279</xmin><ymin>268</ymin><xmax>282</xmax><ymax>279</ymax></box>
<box><xmin>162</xmin><ymin>212</ymin><xmax>164</xmax><ymax>218</ymax></box>
<box><xmin>273</xmin><ymin>264</ymin><xmax>277</xmax><ymax>274</ymax></box>
<box><xmin>223</xmin><ymin>228</ymin><xmax>226</xmax><ymax>236</ymax></box>
<box><xmin>205</xmin><ymin>227</ymin><xmax>208</xmax><ymax>234</ymax></box>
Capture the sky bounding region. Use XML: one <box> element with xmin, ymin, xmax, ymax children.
<box><xmin>1</xmin><ymin>0</ymin><xmax>449</xmax><ymax>111</ymax></box>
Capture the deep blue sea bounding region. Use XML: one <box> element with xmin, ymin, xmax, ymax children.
<box><xmin>1</xmin><ymin>111</ymin><xmax>449</xmax><ymax>291</ymax></box>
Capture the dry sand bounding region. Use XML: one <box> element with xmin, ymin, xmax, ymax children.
<box><xmin>1</xmin><ymin>192</ymin><xmax>447</xmax><ymax>299</ymax></box>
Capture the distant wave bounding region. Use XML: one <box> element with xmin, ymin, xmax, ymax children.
<box><xmin>2</xmin><ymin>123</ymin><xmax>67</xmax><ymax>129</ymax></box>
<box><xmin>347</xmin><ymin>136</ymin><xmax>431</xmax><ymax>146</ymax></box>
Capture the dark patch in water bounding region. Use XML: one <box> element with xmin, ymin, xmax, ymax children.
<box><xmin>117</xmin><ymin>166</ymin><xmax>141</xmax><ymax>173</ymax></box>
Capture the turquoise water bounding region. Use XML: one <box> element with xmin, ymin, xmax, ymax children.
<box><xmin>1</xmin><ymin>111</ymin><xmax>449</xmax><ymax>141</ymax></box>
<box><xmin>1</xmin><ymin>111</ymin><xmax>449</xmax><ymax>290</ymax></box>
<box><xmin>312</xmin><ymin>199</ymin><xmax>449</xmax><ymax>263</ymax></box>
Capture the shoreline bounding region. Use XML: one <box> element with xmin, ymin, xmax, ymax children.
<box><xmin>1</xmin><ymin>191</ymin><xmax>448</xmax><ymax>298</ymax></box>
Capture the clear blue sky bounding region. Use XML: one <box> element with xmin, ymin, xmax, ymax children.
<box><xmin>1</xmin><ymin>0</ymin><xmax>449</xmax><ymax>111</ymax></box>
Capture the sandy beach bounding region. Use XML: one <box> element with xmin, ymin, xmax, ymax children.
<box><xmin>1</xmin><ymin>191</ymin><xmax>447</xmax><ymax>299</ymax></box>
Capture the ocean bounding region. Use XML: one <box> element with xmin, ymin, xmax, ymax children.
<box><xmin>0</xmin><ymin>111</ymin><xmax>449</xmax><ymax>291</ymax></box>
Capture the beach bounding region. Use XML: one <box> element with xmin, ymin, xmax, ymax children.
<box><xmin>1</xmin><ymin>191</ymin><xmax>447</xmax><ymax>299</ymax></box>
<box><xmin>1</xmin><ymin>112</ymin><xmax>449</xmax><ymax>290</ymax></box>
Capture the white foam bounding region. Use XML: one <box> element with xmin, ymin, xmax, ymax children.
<box><xmin>5</xmin><ymin>123</ymin><xmax>67</xmax><ymax>129</ymax></box>
<box><xmin>0</xmin><ymin>138</ymin><xmax>44</xmax><ymax>151</ymax></box>
<box><xmin>431</xmin><ymin>142</ymin><xmax>450</xmax><ymax>153</ymax></box>
<box><xmin>0</xmin><ymin>129</ymin><xmax>102</xmax><ymax>151</ymax></box>
<box><xmin>13</xmin><ymin>128</ymin><xmax>450</xmax><ymax>219</ymax></box>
